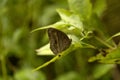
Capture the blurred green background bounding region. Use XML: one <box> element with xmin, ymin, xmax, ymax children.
<box><xmin>0</xmin><ymin>0</ymin><xmax>120</xmax><ymax>80</ymax></box>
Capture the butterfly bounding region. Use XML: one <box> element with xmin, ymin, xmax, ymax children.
<box><xmin>48</xmin><ymin>28</ymin><xmax>72</xmax><ymax>54</ymax></box>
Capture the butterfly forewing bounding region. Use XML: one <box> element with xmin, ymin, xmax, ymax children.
<box><xmin>48</xmin><ymin>28</ymin><xmax>71</xmax><ymax>54</ymax></box>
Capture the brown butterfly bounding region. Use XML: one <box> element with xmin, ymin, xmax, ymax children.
<box><xmin>48</xmin><ymin>28</ymin><xmax>72</xmax><ymax>54</ymax></box>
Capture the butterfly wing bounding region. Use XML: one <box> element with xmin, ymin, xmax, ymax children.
<box><xmin>48</xmin><ymin>28</ymin><xmax>71</xmax><ymax>54</ymax></box>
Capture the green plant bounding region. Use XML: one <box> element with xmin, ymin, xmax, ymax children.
<box><xmin>32</xmin><ymin>0</ymin><xmax>120</xmax><ymax>72</ymax></box>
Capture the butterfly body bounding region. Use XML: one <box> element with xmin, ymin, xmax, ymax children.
<box><xmin>48</xmin><ymin>28</ymin><xmax>71</xmax><ymax>54</ymax></box>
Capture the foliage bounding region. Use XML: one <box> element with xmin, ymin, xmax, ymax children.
<box><xmin>0</xmin><ymin>0</ymin><xmax>120</xmax><ymax>80</ymax></box>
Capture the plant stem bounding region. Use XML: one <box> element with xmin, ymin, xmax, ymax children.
<box><xmin>1</xmin><ymin>55</ymin><xmax>8</xmax><ymax>80</ymax></box>
<box><xmin>95</xmin><ymin>36</ymin><xmax>114</xmax><ymax>49</ymax></box>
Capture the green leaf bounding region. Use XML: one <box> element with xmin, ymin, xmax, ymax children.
<box><xmin>93</xmin><ymin>0</ymin><xmax>107</xmax><ymax>17</ymax></box>
<box><xmin>36</xmin><ymin>43</ymin><xmax>54</xmax><ymax>56</ymax></box>
<box><xmin>100</xmin><ymin>47</ymin><xmax>120</xmax><ymax>63</ymax></box>
<box><xmin>14</xmin><ymin>68</ymin><xmax>46</xmax><ymax>80</ymax></box>
<box><xmin>31</xmin><ymin>21</ymin><xmax>68</xmax><ymax>33</ymax></box>
<box><xmin>89</xmin><ymin>46</ymin><xmax>120</xmax><ymax>64</ymax></box>
<box><xmin>56</xmin><ymin>71</ymin><xmax>81</xmax><ymax>80</ymax></box>
<box><xmin>57</xmin><ymin>9</ymin><xmax>83</xmax><ymax>32</ymax></box>
<box><xmin>93</xmin><ymin>64</ymin><xmax>114</xmax><ymax>79</ymax></box>
<box><xmin>68</xmin><ymin>0</ymin><xmax>92</xmax><ymax>19</ymax></box>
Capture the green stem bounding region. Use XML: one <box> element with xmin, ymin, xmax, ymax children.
<box><xmin>95</xmin><ymin>36</ymin><xmax>113</xmax><ymax>49</ymax></box>
<box><xmin>1</xmin><ymin>55</ymin><xmax>8</xmax><ymax>80</ymax></box>
<box><xmin>32</xmin><ymin>55</ymin><xmax>59</xmax><ymax>72</ymax></box>
<box><xmin>32</xmin><ymin>44</ymin><xmax>75</xmax><ymax>72</ymax></box>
